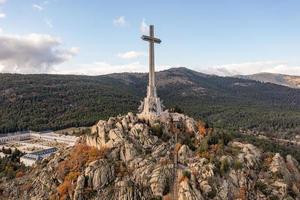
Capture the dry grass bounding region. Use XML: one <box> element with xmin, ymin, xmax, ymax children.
<box><xmin>56</xmin><ymin>144</ymin><xmax>109</xmax><ymax>200</ymax></box>
<box><xmin>174</xmin><ymin>143</ymin><xmax>182</xmax><ymax>154</ymax></box>
<box><xmin>15</xmin><ymin>171</ymin><xmax>25</xmax><ymax>178</ymax></box>
<box><xmin>163</xmin><ymin>194</ymin><xmax>173</xmax><ymax>200</ymax></box>
<box><xmin>197</xmin><ymin>120</ymin><xmax>207</xmax><ymax>137</ymax></box>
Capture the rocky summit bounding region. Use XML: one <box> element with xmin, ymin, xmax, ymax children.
<box><xmin>1</xmin><ymin>112</ymin><xmax>300</xmax><ymax>200</ymax></box>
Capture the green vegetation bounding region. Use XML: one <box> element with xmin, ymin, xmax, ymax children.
<box><xmin>0</xmin><ymin>149</ymin><xmax>27</xmax><ymax>179</ymax></box>
<box><xmin>56</xmin><ymin>144</ymin><xmax>109</xmax><ymax>199</ymax></box>
<box><xmin>232</xmin><ymin>132</ymin><xmax>300</xmax><ymax>162</ymax></box>
<box><xmin>0</xmin><ymin>68</ymin><xmax>299</xmax><ymax>135</ymax></box>
<box><xmin>150</xmin><ymin>123</ymin><xmax>163</xmax><ymax>137</ymax></box>
<box><xmin>255</xmin><ymin>181</ymin><xmax>271</xmax><ymax>196</ymax></box>
<box><xmin>233</xmin><ymin>159</ymin><xmax>243</xmax><ymax>170</ymax></box>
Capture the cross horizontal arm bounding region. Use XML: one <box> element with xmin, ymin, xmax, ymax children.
<box><xmin>141</xmin><ymin>35</ymin><xmax>161</xmax><ymax>44</ymax></box>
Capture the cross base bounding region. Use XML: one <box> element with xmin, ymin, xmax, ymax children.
<box><xmin>138</xmin><ymin>86</ymin><xmax>163</xmax><ymax>122</ymax></box>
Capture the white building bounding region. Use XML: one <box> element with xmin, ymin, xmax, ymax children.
<box><xmin>20</xmin><ymin>147</ymin><xmax>57</xmax><ymax>167</ymax></box>
<box><xmin>1</xmin><ymin>130</ymin><xmax>79</xmax><ymax>166</ymax></box>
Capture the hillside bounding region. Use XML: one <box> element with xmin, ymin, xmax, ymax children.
<box><xmin>236</xmin><ymin>72</ymin><xmax>300</xmax><ymax>89</ymax></box>
<box><xmin>0</xmin><ymin>67</ymin><xmax>300</xmax><ymax>134</ymax></box>
<box><xmin>1</xmin><ymin>112</ymin><xmax>299</xmax><ymax>199</ymax></box>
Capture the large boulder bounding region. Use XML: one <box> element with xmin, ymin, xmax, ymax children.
<box><xmin>149</xmin><ymin>164</ymin><xmax>173</xmax><ymax>197</ymax></box>
<box><xmin>114</xmin><ymin>180</ymin><xmax>141</xmax><ymax>200</ymax></box>
<box><xmin>178</xmin><ymin>177</ymin><xmax>203</xmax><ymax>200</ymax></box>
<box><xmin>120</xmin><ymin>142</ymin><xmax>138</xmax><ymax>163</ymax></box>
<box><xmin>73</xmin><ymin>175</ymin><xmax>85</xmax><ymax>200</ymax></box>
<box><xmin>178</xmin><ymin>145</ymin><xmax>192</xmax><ymax>164</ymax></box>
<box><xmin>231</xmin><ymin>142</ymin><xmax>261</xmax><ymax>169</ymax></box>
<box><xmin>130</xmin><ymin>123</ymin><xmax>158</xmax><ymax>148</ymax></box>
<box><xmin>84</xmin><ymin>159</ymin><xmax>115</xmax><ymax>190</ymax></box>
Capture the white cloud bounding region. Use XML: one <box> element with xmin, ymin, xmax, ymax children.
<box><xmin>113</xmin><ymin>16</ymin><xmax>127</xmax><ymax>27</ymax></box>
<box><xmin>117</xmin><ymin>51</ymin><xmax>145</xmax><ymax>59</ymax></box>
<box><xmin>0</xmin><ymin>33</ymin><xmax>79</xmax><ymax>74</ymax></box>
<box><xmin>0</xmin><ymin>13</ymin><xmax>6</xmax><ymax>19</ymax></box>
<box><xmin>45</xmin><ymin>18</ymin><xmax>53</xmax><ymax>28</ymax></box>
<box><xmin>198</xmin><ymin>61</ymin><xmax>300</xmax><ymax>76</ymax></box>
<box><xmin>140</xmin><ymin>19</ymin><xmax>149</xmax><ymax>34</ymax></box>
<box><xmin>0</xmin><ymin>28</ymin><xmax>3</xmax><ymax>33</ymax></box>
<box><xmin>0</xmin><ymin>0</ymin><xmax>7</xmax><ymax>4</ymax></box>
<box><xmin>32</xmin><ymin>4</ymin><xmax>44</xmax><ymax>11</ymax></box>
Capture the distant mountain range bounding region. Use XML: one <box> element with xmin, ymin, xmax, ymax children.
<box><xmin>236</xmin><ymin>72</ymin><xmax>300</xmax><ymax>89</ymax></box>
<box><xmin>0</xmin><ymin>67</ymin><xmax>300</xmax><ymax>134</ymax></box>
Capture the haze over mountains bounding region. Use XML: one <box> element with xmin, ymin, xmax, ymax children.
<box><xmin>236</xmin><ymin>72</ymin><xmax>300</xmax><ymax>89</ymax></box>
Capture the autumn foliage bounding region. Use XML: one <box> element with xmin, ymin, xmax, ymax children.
<box><xmin>197</xmin><ymin>120</ymin><xmax>208</xmax><ymax>137</ymax></box>
<box><xmin>239</xmin><ymin>186</ymin><xmax>247</xmax><ymax>200</ymax></box>
<box><xmin>174</xmin><ymin>143</ymin><xmax>182</xmax><ymax>154</ymax></box>
<box><xmin>56</xmin><ymin>144</ymin><xmax>109</xmax><ymax>200</ymax></box>
<box><xmin>15</xmin><ymin>171</ymin><xmax>25</xmax><ymax>178</ymax></box>
<box><xmin>163</xmin><ymin>194</ymin><xmax>173</xmax><ymax>200</ymax></box>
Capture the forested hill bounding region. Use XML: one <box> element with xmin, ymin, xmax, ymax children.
<box><xmin>236</xmin><ymin>72</ymin><xmax>300</xmax><ymax>89</ymax></box>
<box><xmin>0</xmin><ymin>67</ymin><xmax>300</xmax><ymax>133</ymax></box>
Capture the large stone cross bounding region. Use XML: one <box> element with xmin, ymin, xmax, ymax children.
<box><xmin>142</xmin><ymin>25</ymin><xmax>161</xmax><ymax>97</ymax></box>
<box><xmin>138</xmin><ymin>25</ymin><xmax>163</xmax><ymax>121</ymax></box>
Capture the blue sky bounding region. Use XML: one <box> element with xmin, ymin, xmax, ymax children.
<box><xmin>0</xmin><ymin>0</ymin><xmax>300</xmax><ymax>75</ymax></box>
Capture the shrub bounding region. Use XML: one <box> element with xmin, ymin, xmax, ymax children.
<box><xmin>174</xmin><ymin>143</ymin><xmax>182</xmax><ymax>154</ymax></box>
<box><xmin>212</xmin><ymin>157</ymin><xmax>230</xmax><ymax>176</ymax></box>
<box><xmin>56</xmin><ymin>144</ymin><xmax>109</xmax><ymax>199</ymax></box>
<box><xmin>182</xmin><ymin>170</ymin><xmax>191</xmax><ymax>179</ymax></box>
<box><xmin>269</xmin><ymin>195</ymin><xmax>279</xmax><ymax>200</ymax></box>
<box><xmin>57</xmin><ymin>180</ymin><xmax>71</xmax><ymax>200</ymax></box>
<box><xmin>255</xmin><ymin>181</ymin><xmax>271</xmax><ymax>195</ymax></box>
<box><xmin>273</xmin><ymin>171</ymin><xmax>284</xmax><ymax>180</ymax></box>
<box><xmin>163</xmin><ymin>194</ymin><xmax>172</xmax><ymax>200</ymax></box>
<box><xmin>207</xmin><ymin>188</ymin><xmax>217</xmax><ymax>198</ymax></box>
<box><xmin>220</xmin><ymin>158</ymin><xmax>230</xmax><ymax>176</ymax></box>
<box><xmin>239</xmin><ymin>186</ymin><xmax>247</xmax><ymax>200</ymax></box>
<box><xmin>198</xmin><ymin>138</ymin><xmax>209</xmax><ymax>153</ymax></box>
<box><xmin>199</xmin><ymin>151</ymin><xmax>211</xmax><ymax>160</ymax></box>
<box><xmin>197</xmin><ymin>120</ymin><xmax>208</xmax><ymax>137</ymax></box>
<box><xmin>15</xmin><ymin>171</ymin><xmax>25</xmax><ymax>178</ymax></box>
<box><xmin>169</xmin><ymin>105</ymin><xmax>184</xmax><ymax>114</ymax></box>
<box><xmin>150</xmin><ymin>123</ymin><xmax>163</xmax><ymax>137</ymax></box>
<box><xmin>233</xmin><ymin>160</ymin><xmax>243</xmax><ymax>170</ymax></box>
<box><xmin>20</xmin><ymin>182</ymin><xmax>32</xmax><ymax>192</ymax></box>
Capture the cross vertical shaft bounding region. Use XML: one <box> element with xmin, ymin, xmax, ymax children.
<box><xmin>149</xmin><ymin>25</ymin><xmax>155</xmax><ymax>96</ymax></box>
<box><xmin>142</xmin><ymin>25</ymin><xmax>161</xmax><ymax>98</ymax></box>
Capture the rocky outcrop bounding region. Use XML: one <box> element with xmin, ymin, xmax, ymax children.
<box><xmin>84</xmin><ymin>159</ymin><xmax>115</xmax><ymax>190</ymax></box>
<box><xmin>1</xmin><ymin>112</ymin><xmax>300</xmax><ymax>200</ymax></box>
<box><xmin>178</xmin><ymin>178</ymin><xmax>203</xmax><ymax>200</ymax></box>
<box><xmin>114</xmin><ymin>179</ymin><xmax>142</xmax><ymax>200</ymax></box>
<box><xmin>149</xmin><ymin>164</ymin><xmax>173</xmax><ymax>196</ymax></box>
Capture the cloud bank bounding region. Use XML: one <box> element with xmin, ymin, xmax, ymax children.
<box><xmin>0</xmin><ymin>33</ymin><xmax>79</xmax><ymax>74</ymax></box>
<box><xmin>201</xmin><ymin>61</ymin><xmax>300</xmax><ymax>76</ymax></box>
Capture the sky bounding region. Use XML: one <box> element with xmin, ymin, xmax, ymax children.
<box><xmin>0</xmin><ymin>0</ymin><xmax>300</xmax><ymax>76</ymax></box>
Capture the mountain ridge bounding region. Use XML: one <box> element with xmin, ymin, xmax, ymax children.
<box><xmin>0</xmin><ymin>67</ymin><xmax>299</xmax><ymax>134</ymax></box>
<box><xmin>235</xmin><ymin>72</ymin><xmax>300</xmax><ymax>89</ymax></box>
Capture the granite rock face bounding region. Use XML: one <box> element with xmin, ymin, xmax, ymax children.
<box><xmin>1</xmin><ymin>112</ymin><xmax>300</xmax><ymax>200</ymax></box>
